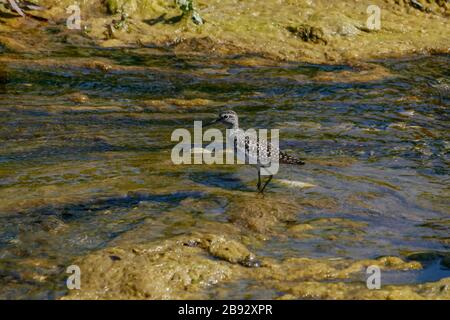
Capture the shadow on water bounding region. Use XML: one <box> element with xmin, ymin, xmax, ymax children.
<box><xmin>144</xmin><ymin>13</ymin><xmax>184</xmax><ymax>26</ymax></box>
<box><xmin>0</xmin><ymin>190</ymin><xmax>205</xmax><ymax>298</ymax></box>
<box><xmin>0</xmin><ymin>46</ymin><xmax>449</xmax><ymax>298</ymax></box>
<box><xmin>189</xmin><ymin>171</ymin><xmax>254</xmax><ymax>192</ymax></box>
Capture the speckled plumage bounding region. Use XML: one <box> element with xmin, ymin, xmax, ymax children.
<box><xmin>229</xmin><ymin>129</ymin><xmax>305</xmax><ymax>166</ymax></box>
<box><xmin>208</xmin><ymin>110</ymin><xmax>305</xmax><ymax>193</ymax></box>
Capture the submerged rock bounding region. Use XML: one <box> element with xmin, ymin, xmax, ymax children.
<box><xmin>104</xmin><ymin>0</ymin><xmax>139</xmax><ymax>15</ymax></box>
<box><xmin>196</xmin><ymin>234</ymin><xmax>259</xmax><ymax>267</ymax></box>
<box><xmin>249</xmin><ymin>255</ymin><xmax>450</xmax><ymax>300</ymax></box>
<box><xmin>0</xmin><ymin>35</ymin><xmax>28</xmax><ymax>52</ymax></box>
<box><xmin>287</xmin><ymin>24</ymin><xmax>328</xmax><ymax>44</ymax></box>
<box><xmin>64</xmin><ymin>239</ymin><xmax>229</xmax><ymax>299</ymax></box>
<box><xmin>63</xmin><ymin>226</ymin><xmax>447</xmax><ymax>300</ymax></box>
<box><xmin>3</xmin><ymin>0</ymin><xmax>449</xmax><ymax>63</ymax></box>
<box><xmin>227</xmin><ymin>194</ymin><xmax>301</xmax><ymax>234</ymax></box>
<box><xmin>65</xmin><ymin>92</ymin><xmax>89</xmax><ymax>104</ymax></box>
<box><xmin>63</xmin><ymin>233</ymin><xmax>258</xmax><ymax>299</ymax></box>
<box><xmin>274</xmin><ymin>277</ymin><xmax>450</xmax><ymax>300</ymax></box>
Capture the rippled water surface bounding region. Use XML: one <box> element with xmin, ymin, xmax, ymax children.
<box><xmin>0</xmin><ymin>48</ymin><xmax>449</xmax><ymax>299</ymax></box>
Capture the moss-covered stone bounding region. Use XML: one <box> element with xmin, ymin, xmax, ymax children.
<box><xmin>63</xmin><ymin>234</ymin><xmax>248</xmax><ymax>299</ymax></box>
<box><xmin>287</xmin><ymin>24</ymin><xmax>328</xmax><ymax>44</ymax></box>
<box><xmin>13</xmin><ymin>0</ymin><xmax>447</xmax><ymax>63</ymax></box>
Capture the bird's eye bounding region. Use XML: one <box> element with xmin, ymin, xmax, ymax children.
<box><xmin>224</xmin><ymin>115</ymin><xmax>229</xmax><ymax>119</ymax></box>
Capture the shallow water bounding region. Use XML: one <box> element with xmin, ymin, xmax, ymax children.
<box><xmin>0</xmin><ymin>48</ymin><xmax>449</xmax><ymax>299</ymax></box>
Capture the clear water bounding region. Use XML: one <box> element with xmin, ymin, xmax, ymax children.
<box><xmin>0</xmin><ymin>48</ymin><xmax>449</xmax><ymax>299</ymax></box>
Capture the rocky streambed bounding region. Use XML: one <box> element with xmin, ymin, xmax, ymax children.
<box><xmin>0</xmin><ymin>0</ymin><xmax>449</xmax><ymax>300</ymax></box>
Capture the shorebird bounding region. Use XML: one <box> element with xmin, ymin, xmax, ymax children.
<box><xmin>206</xmin><ymin>110</ymin><xmax>305</xmax><ymax>194</ymax></box>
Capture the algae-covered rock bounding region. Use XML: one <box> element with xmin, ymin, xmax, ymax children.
<box><xmin>288</xmin><ymin>223</ymin><xmax>314</xmax><ymax>234</ymax></box>
<box><xmin>272</xmin><ymin>277</ymin><xmax>450</xmax><ymax>300</ymax></box>
<box><xmin>63</xmin><ymin>233</ymin><xmax>257</xmax><ymax>299</ymax></box>
<box><xmin>64</xmin><ymin>241</ymin><xmax>228</xmax><ymax>299</ymax></box>
<box><xmin>288</xmin><ymin>218</ymin><xmax>368</xmax><ymax>241</ymax></box>
<box><xmin>196</xmin><ymin>234</ymin><xmax>259</xmax><ymax>267</ymax></box>
<box><xmin>64</xmin><ymin>92</ymin><xmax>89</xmax><ymax>104</ymax></box>
<box><xmin>254</xmin><ymin>255</ymin><xmax>422</xmax><ymax>283</ymax></box>
<box><xmin>4</xmin><ymin>0</ymin><xmax>450</xmax><ymax>63</ymax></box>
<box><xmin>248</xmin><ymin>255</ymin><xmax>449</xmax><ymax>300</ymax></box>
<box><xmin>287</xmin><ymin>24</ymin><xmax>328</xmax><ymax>44</ymax></box>
<box><xmin>104</xmin><ymin>0</ymin><xmax>139</xmax><ymax>15</ymax></box>
<box><xmin>227</xmin><ymin>194</ymin><xmax>301</xmax><ymax>234</ymax></box>
<box><xmin>62</xmin><ymin>229</ymin><xmax>438</xmax><ymax>300</ymax></box>
<box><xmin>0</xmin><ymin>35</ymin><xmax>29</xmax><ymax>52</ymax></box>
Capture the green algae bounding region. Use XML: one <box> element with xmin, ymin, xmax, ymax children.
<box><xmin>63</xmin><ymin>233</ymin><xmax>246</xmax><ymax>299</ymax></box>
<box><xmin>0</xmin><ymin>19</ymin><xmax>449</xmax><ymax>299</ymax></box>
<box><xmin>63</xmin><ymin>233</ymin><xmax>450</xmax><ymax>300</ymax></box>
<box><xmin>2</xmin><ymin>0</ymin><xmax>449</xmax><ymax>63</ymax></box>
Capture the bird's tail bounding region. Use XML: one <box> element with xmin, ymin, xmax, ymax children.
<box><xmin>279</xmin><ymin>152</ymin><xmax>305</xmax><ymax>165</ymax></box>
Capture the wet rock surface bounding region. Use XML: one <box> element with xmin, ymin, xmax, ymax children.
<box><xmin>64</xmin><ymin>234</ymin><xmax>249</xmax><ymax>299</ymax></box>
<box><xmin>64</xmin><ymin>236</ymin><xmax>450</xmax><ymax>300</ymax></box>
<box><xmin>0</xmin><ymin>1</ymin><xmax>449</xmax><ymax>299</ymax></box>
<box><xmin>0</xmin><ymin>0</ymin><xmax>448</xmax><ymax>63</ymax></box>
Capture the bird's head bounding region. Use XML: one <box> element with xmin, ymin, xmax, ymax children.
<box><xmin>206</xmin><ymin>110</ymin><xmax>239</xmax><ymax>128</ymax></box>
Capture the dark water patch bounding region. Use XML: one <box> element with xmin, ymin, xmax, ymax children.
<box><xmin>352</xmin><ymin>258</ymin><xmax>450</xmax><ymax>286</ymax></box>
<box><xmin>4</xmin><ymin>67</ymin><xmax>179</xmax><ymax>100</ymax></box>
<box><xmin>0</xmin><ymin>50</ymin><xmax>449</xmax><ymax>298</ymax></box>
<box><xmin>0</xmin><ymin>139</ymin><xmax>117</xmax><ymax>164</ymax></box>
<box><xmin>26</xmin><ymin>190</ymin><xmax>205</xmax><ymax>220</ymax></box>
<box><xmin>43</xmin><ymin>45</ymin><xmax>199</xmax><ymax>69</ymax></box>
<box><xmin>188</xmin><ymin>170</ymin><xmax>255</xmax><ymax>192</ymax></box>
<box><xmin>207</xmin><ymin>279</ymin><xmax>282</xmax><ymax>299</ymax></box>
<box><xmin>0</xmin><ymin>190</ymin><xmax>207</xmax><ymax>298</ymax></box>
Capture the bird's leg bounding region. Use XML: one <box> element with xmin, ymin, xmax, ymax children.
<box><xmin>258</xmin><ymin>175</ymin><xmax>273</xmax><ymax>194</ymax></box>
<box><xmin>256</xmin><ymin>167</ymin><xmax>261</xmax><ymax>191</ymax></box>
<box><xmin>7</xmin><ymin>0</ymin><xmax>25</xmax><ymax>17</ymax></box>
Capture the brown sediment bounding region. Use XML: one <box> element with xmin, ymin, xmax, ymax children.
<box><xmin>297</xmin><ymin>195</ymin><xmax>339</xmax><ymax>210</ymax></box>
<box><xmin>62</xmin><ymin>231</ymin><xmax>450</xmax><ymax>300</ymax></box>
<box><xmin>274</xmin><ymin>277</ymin><xmax>450</xmax><ymax>300</ymax></box>
<box><xmin>142</xmin><ymin>97</ymin><xmax>217</xmax><ymax>112</ymax></box>
<box><xmin>250</xmin><ymin>256</ymin><xmax>449</xmax><ymax>300</ymax></box>
<box><xmin>1</xmin><ymin>0</ymin><xmax>449</xmax><ymax>301</ymax></box>
<box><xmin>62</xmin><ymin>233</ymin><xmax>250</xmax><ymax>299</ymax></box>
<box><xmin>289</xmin><ymin>218</ymin><xmax>368</xmax><ymax>241</ymax></box>
<box><xmin>0</xmin><ymin>0</ymin><xmax>448</xmax><ymax>64</ymax></box>
<box><xmin>313</xmin><ymin>63</ymin><xmax>393</xmax><ymax>83</ymax></box>
<box><xmin>308</xmin><ymin>156</ymin><xmax>358</xmax><ymax>167</ymax></box>
<box><xmin>227</xmin><ymin>194</ymin><xmax>302</xmax><ymax>234</ymax></box>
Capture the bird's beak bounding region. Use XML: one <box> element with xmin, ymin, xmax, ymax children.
<box><xmin>204</xmin><ymin>118</ymin><xmax>220</xmax><ymax>127</ymax></box>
